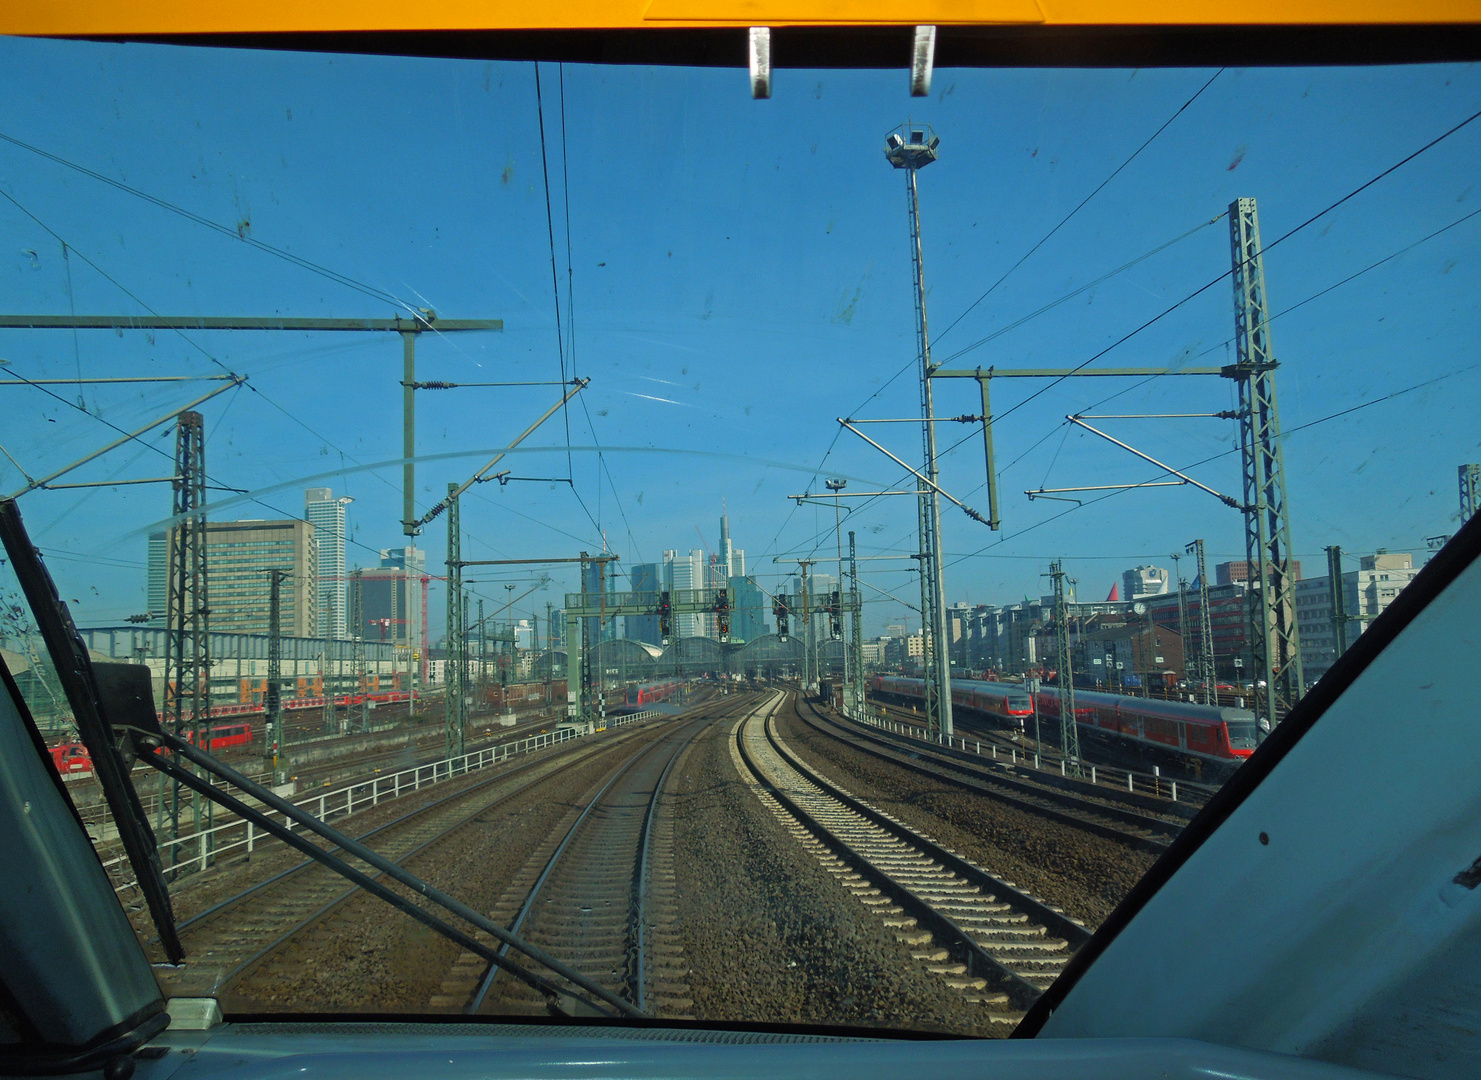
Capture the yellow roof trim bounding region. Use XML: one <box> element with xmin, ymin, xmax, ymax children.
<box><xmin>6</xmin><ymin>0</ymin><xmax>1480</xmax><ymax>34</ymax></box>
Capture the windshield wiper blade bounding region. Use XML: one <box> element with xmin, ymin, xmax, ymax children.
<box><xmin>0</xmin><ymin>497</ymin><xmax>184</xmax><ymax>963</ymax></box>
<box><xmin>132</xmin><ymin>726</ymin><xmax>640</xmax><ymax>1019</ymax></box>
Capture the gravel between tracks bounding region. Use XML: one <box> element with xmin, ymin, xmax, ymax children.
<box><xmin>775</xmin><ymin>705</ymin><xmax>1156</xmax><ymax>930</ymax></box>
<box><xmin>206</xmin><ymin>723</ymin><xmax>675</xmax><ymax>1012</ymax></box>
<box><xmin>666</xmin><ymin>705</ymin><xmax>999</xmax><ymax>1037</ymax></box>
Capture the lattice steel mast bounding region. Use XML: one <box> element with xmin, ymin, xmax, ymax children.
<box><xmin>1461</xmin><ymin>464</ymin><xmax>1480</xmax><ymax>525</ymax></box>
<box><xmin>887</xmin><ymin>123</ymin><xmax>953</xmax><ymax>739</ymax></box>
<box><xmin>445</xmin><ymin>483</ymin><xmax>466</xmax><ymax>759</ymax></box>
<box><xmin>351</xmin><ymin>569</ymin><xmax>368</xmax><ymax>731</ymax></box>
<box><xmin>265</xmin><ymin>568</ymin><xmax>288</xmax><ymax>783</ymax></box>
<box><xmin>849</xmin><ymin>530</ymin><xmax>866</xmax><ymax>718</ymax></box>
<box><xmin>1047</xmin><ymin>561</ymin><xmax>1079</xmax><ymax>767</ymax></box>
<box><xmin>1229</xmin><ymin>197</ymin><xmax>1303</xmax><ymax>727</ymax></box>
<box><xmin>159</xmin><ymin>410</ymin><xmax>211</xmax><ymax>871</ymax></box>
<box><xmin>1187</xmin><ymin>539</ymin><xmax>1216</xmax><ymax>705</ymax></box>
<box><xmin>1325</xmin><ymin>545</ymin><xmax>1349</xmax><ymax>661</ymax></box>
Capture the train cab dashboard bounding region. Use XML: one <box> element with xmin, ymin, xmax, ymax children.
<box><xmin>130</xmin><ymin>1017</ymin><xmax>1394</xmax><ymax>1080</ymax></box>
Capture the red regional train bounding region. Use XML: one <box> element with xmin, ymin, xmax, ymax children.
<box><xmin>49</xmin><ymin>721</ymin><xmax>255</xmax><ymax>775</ymax></box>
<box><xmin>1032</xmin><ymin>686</ymin><xmax>1257</xmax><ymax>773</ymax></box>
<box><xmin>871</xmin><ymin>676</ymin><xmax>1256</xmax><ymax>776</ymax></box>
<box><xmin>46</xmin><ymin>691</ymin><xmax>420</xmax><ymax>776</ymax></box>
<box><xmin>627</xmin><ymin>679</ymin><xmax>681</xmax><ymax>706</ymax></box>
<box><xmin>872</xmin><ymin>675</ymin><xmax>1034</xmax><ymax>724</ymax></box>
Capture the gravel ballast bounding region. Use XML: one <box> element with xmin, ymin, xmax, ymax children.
<box><xmin>667</xmin><ymin>706</ymin><xmax>1001</xmax><ymax>1037</ymax></box>
<box><xmin>775</xmin><ymin>700</ymin><xmax>1157</xmax><ymax>929</ymax></box>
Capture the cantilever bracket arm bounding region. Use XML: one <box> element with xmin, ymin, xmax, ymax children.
<box><xmin>130</xmin><ymin>728</ymin><xmax>642</xmax><ymax>1019</ymax></box>
<box><xmin>836</xmin><ymin>420</ymin><xmax>992</xmax><ymax>526</ymax></box>
<box><xmin>6</xmin><ymin>376</ymin><xmax>246</xmax><ymax>499</ymax></box>
<box><xmin>1027</xmin><ymin>481</ymin><xmax>1187</xmax><ymax>500</ymax></box>
<box><xmin>857</xmin><ymin>575</ymin><xmax>922</xmax><ymax>614</ymax></box>
<box><xmin>1066</xmin><ymin>415</ymin><xmax>1242</xmax><ymax>510</ymax></box>
<box><xmin>417</xmin><ymin>378</ymin><xmax>589</xmax><ymax>527</ymax></box>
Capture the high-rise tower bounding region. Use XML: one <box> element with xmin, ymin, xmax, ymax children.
<box><xmin>305</xmin><ymin>487</ymin><xmax>352</xmax><ymax>638</ymax></box>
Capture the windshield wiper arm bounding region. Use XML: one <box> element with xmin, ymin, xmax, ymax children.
<box><xmin>0</xmin><ymin>497</ymin><xmax>184</xmax><ymax>963</ymax></box>
<box><xmin>131</xmin><ymin>727</ymin><xmax>641</xmax><ymax>1019</ymax></box>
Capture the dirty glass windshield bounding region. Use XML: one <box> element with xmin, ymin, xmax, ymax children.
<box><xmin>1</xmin><ymin>37</ymin><xmax>1475</xmax><ymax>1035</ymax></box>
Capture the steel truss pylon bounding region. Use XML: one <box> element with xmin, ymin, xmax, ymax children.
<box><xmin>849</xmin><ymin>531</ymin><xmax>866</xmax><ymax>718</ymax></box>
<box><xmin>1460</xmin><ymin>464</ymin><xmax>1481</xmax><ymax>525</ymax></box>
<box><xmin>445</xmin><ymin>483</ymin><xmax>466</xmax><ymax>759</ymax></box>
<box><xmin>1228</xmin><ymin>197</ymin><xmax>1303</xmax><ymax>727</ymax></box>
<box><xmin>159</xmin><ymin>410</ymin><xmax>211</xmax><ymax>871</ymax></box>
<box><xmin>1187</xmin><ymin>539</ymin><xmax>1216</xmax><ymax>705</ymax></box>
<box><xmin>351</xmin><ymin>569</ymin><xmax>369</xmax><ymax>731</ymax></box>
<box><xmin>889</xmin><ymin>125</ymin><xmax>953</xmax><ymax>740</ymax></box>
<box><xmin>1048</xmin><ymin>560</ymin><xmax>1080</xmax><ymax>769</ymax></box>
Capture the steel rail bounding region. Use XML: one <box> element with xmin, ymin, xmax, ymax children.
<box><xmin>869</xmin><ymin>697</ymin><xmax>1222</xmax><ymax>803</ymax></box>
<box><xmin>465</xmin><ymin>744</ymin><xmax>654</xmax><ymax>1012</ymax></box>
<box><xmin>151</xmin><ymin>730</ymin><xmax>645</xmax><ymax>1017</ymax></box>
<box><xmin>762</xmin><ymin>703</ymin><xmax>1089</xmax><ymax>947</ymax></box>
<box><xmin>797</xmin><ymin>699</ymin><xmax>1179</xmax><ymax>852</ymax></box>
<box><xmin>146</xmin><ymin>751</ymin><xmax>605</xmax><ymax>1012</ymax></box>
<box><xmin>468</xmin><ymin>700</ymin><xmax>742</xmax><ymax>1014</ymax></box>
<box><xmin>733</xmin><ymin>698</ymin><xmax>1076</xmax><ymax>1010</ymax></box>
<box><xmin>635</xmin><ymin>720</ymin><xmax>691</xmax><ymax>1015</ymax></box>
<box><xmin>174</xmin><ymin>749</ymin><xmax>564</xmax><ymax>935</ymax></box>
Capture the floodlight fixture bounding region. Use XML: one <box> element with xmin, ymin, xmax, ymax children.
<box><xmin>884</xmin><ymin>123</ymin><xmax>940</xmax><ymax>170</ymax></box>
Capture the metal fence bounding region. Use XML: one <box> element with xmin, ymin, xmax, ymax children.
<box><xmin>102</xmin><ymin>709</ymin><xmax>667</xmax><ymax>892</ymax></box>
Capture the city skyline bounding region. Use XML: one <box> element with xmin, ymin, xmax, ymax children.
<box><xmin>2</xmin><ymin>45</ymin><xmax>1475</xmax><ymax>646</ymax></box>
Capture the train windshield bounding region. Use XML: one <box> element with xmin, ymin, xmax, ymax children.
<box><xmin>1225</xmin><ymin>720</ymin><xmax>1259</xmax><ymax>750</ymax></box>
<box><xmin>0</xmin><ymin>36</ymin><xmax>1471</xmax><ymax>1040</ymax></box>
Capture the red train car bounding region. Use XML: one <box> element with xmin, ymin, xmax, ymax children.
<box><xmin>1032</xmin><ymin>686</ymin><xmax>1256</xmax><ymax>768</ymax></box>
<box><xmin>871</xmin><ymin>675</ymin><xmax>1034</xmax><ymax>725</ymax></box>
<box><xmin>627</xmin><ymin>680</ymin><xmax>680</xmax><ymax>706</ymax></box>
<box><xmin>50</xmin><ymin>721</ymin><xmax>253</xmax><ymax>776</ymax></box>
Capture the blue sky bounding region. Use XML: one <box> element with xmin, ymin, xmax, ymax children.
<box><xmin>1</xmin><ymin>39</ymin><xmax>1477</xmax><ymax>635</ymax></box>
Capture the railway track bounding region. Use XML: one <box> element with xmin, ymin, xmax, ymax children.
<box><xmin>871</xmin><ymin>698</ymin><xmax>1222</xmax><ymax>802</ymax></box>
<box><xmin>158</xmin><ymin>715</ymin><xmax>675</xmax><ymax>1001</ymax></box>
<box><xmin>800</xmin><ymin>700</ymin><xmax>1183</xmax><ymax>854</ymax></box>
<box><xmin>451</xmin><ymin>700</ymin><xmax>748</xmax><ymax>1017</ymax></box>
<box><xmin>735</xmin><ymin>692</ymin><xmax>1090</xmax><ymax>1029</ymax></box>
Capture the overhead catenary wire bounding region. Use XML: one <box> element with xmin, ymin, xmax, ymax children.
<box><xmin>947</xmin><ymin>359</ymin><xmax>1481</xmax><ymax>570</ymax></box>
<box><xmin>936</xmin><ymin>215</ymin><xmax>1225</xmax><ymax>366</ymax></box>
<box><xmin>767</xmin><ymin>77</ymin><xmax>1227</xmax><ymax>568</ymax></box>
<box><xmin>0</xmin><ymin>129</ymin><xmax>423</xmax><ymax>317</ymax></box>
<box><xmin>986</xmin><ymin>102</ymin><xmax>1481</xmax><ymax>433</ymax></box>
<box><xmin>1078</xmin><ymin>202</ymin><xmax>1481</xmax><ymax>417</ymax></box>
<box><xmin>811</xmin><ymin>103</ymin><xmax>1481</xmax><ymax>551</ymax></box>
<box><xmin>933</xmin><ymin>69</ymin><xmax>1226</xmax><ymax>346</ymax></box>
<box><xmin>985</xmin><ymin>193</ymin><xmax>1481</xmax><ymax>497</ymax></box>
<box><xmin>0</xmin><ymin>186</ymin><xmax>409</xmax><ymax>521</ymax></box>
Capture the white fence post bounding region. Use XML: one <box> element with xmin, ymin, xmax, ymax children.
<box><xmin>1171</xmin><ymin>781</ymin><xmax>1177</xmax><ymax>802</ymax></box>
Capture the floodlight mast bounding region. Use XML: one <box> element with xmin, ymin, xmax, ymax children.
<box><xmin>886</xmin><ymin>123</ymin><xmax>952</xmax><ymax>740</ymax></box>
